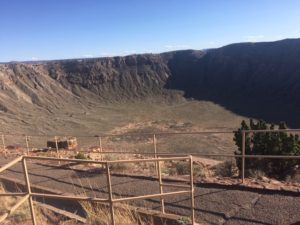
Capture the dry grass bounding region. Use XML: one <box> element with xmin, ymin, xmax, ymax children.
<box><xmin>82</xmin><ymin>202</ymin><xmax>153</xmax><ymax>225</ymax></box>
<box><xmin>0</xmin><ymin>184</ymin><xmax>32</xmax><ymax>224</ymax></box>
<box><xmin>1</xmin><ymin>180</ymin><xmax>154</xmax><ymax>225</ymax></box>
<box><xmin>0</xmin><ymin>184</ymin><xmax>79</xmax><ymax>225</ymax></box>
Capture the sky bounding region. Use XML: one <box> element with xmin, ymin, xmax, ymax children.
<box><xmin>0</xmin><ymin>0</ymin><xmax>300</xmax><ymax>62</ymax></box>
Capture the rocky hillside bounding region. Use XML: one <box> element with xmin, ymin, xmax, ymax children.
<box><xmin>1</xmin><ymin>38</ymin><xmax>300</xmax><ymax>129</ymax></box>
<box><xmin>165</xmin><ymin>38</ymin><xmax>300</xmax><ymax>126</ymax></box>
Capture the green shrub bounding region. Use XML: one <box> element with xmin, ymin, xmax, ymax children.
<box><xmin>234</xmin><ymin>119</ymin><xmax>300</xmax><ymax>179</ymax></box>
<box><xmin>175</xmin><ymin>161</ymin><xmax>190</xmax><ymax>175</ymax></box>
<box><xmin>178</xmin><ymin>216</ymin><xmax>191</xmax><ymax>225</ymax></box>
<box><xmin>75</xmin><ymin>152</ymin><xmax>89</xmax><ymax>160</ymax></box>
<box><xmin>213</xmin><ymin>160</ymin><xmax>237</xmax><ymax>177</ymax></box>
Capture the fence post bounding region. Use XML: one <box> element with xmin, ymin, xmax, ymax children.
<box><xmin>54</xmin><ymin>136</ymin><xmax>59</xmax><ymax>158</ymax></box>
<box><xmin>153</xmin><ymin>134</ymin><xmax>160</xmax><ymax>177</ymax></box>
<box><xmin>98</xmin><ymin>136</ymin><xmax>103</xmax><ymax>161</ymax></box>
<box><xmin>157</xmin><ymin>158</ymin><xmax>165</xmax><ymax>213</ymax></box>
<box><xmin>22</xmin><ymin>158</ymin><xmax>37</xmax><ymax>225</ymax></box>
<box><xmin>25</xmin><ymin>136</ymin><xmax>30</xmax><ymax>155</ymax></box>
<box><xmin>106</xmin><ymin>162</ymin><xmax>115</xmax><ymax>225</ymax></box>
<box><xmin>189</xmin><ymin>155</ymin><xmax>195</xmax><ymax>225</ymax></box>
<box><xmin>242</xmin><ymin>131</ymin><xmax>246</xmax><ymax>183</ymax></box>
<box><xmin>2</xmin><ymin>134</ymin><xmax>6</xmax><ymax>156</ymax></box>
<box><xmin>153</xmin><ymin>134</ymin><xmax>157</xmax><ymax>159</ymax></box>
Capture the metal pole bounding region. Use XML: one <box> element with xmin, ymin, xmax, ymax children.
<box><xmin>2</xmin><ymin>134</ymin><xmax>6</xmax><ymax>157</ymax></box>
<box><xmin>189</xmin><ymin>156</ymin><xmax>195</xmax><ymax>225</ymax></box>
<box><xmin>99</xmin><ymin>137</ymin><xmax>102</xmax><ymax>151</ymax></box>
<box><xmin>153</xmin><ymin>134</ymin><xmax>159</xmax><ymax>176</ymax></box>
<box><xmin>157</xmin><ymin>158</ymin><xmax>165</xmax><ymax>213</ymax></box>
<box><xmin>54</xmin><ymin>136</ymin><xmax>59</xmax><ymax>158</ymax></box>
<box><xmin>25</xmin><ymin>136</ymin><xmax>30</xmax><ymax>155</ymax></box>
<box><xmin>22</xmin><ymin>158</ymin><xmax>37</xmax><ymax>225</ymax></box>
<box><xmin>153</xmin><ymin>134</ymin><xmax>157</xmax><ymax>159</ymax></box>
<box><xmin>0</xmin><ymin>156</ymin><xmax>23</xmax><ymax>173</ymax></box>
<box><xmin>106</xmin><ymin>162</ymin><xmax>115</xmax><ymax>225</ymax></box>
<box><xmin>242</xmin><ymin>131</ymin><xmax>246</xmax><ymax>183</ymax></box>
<box><xmin>99</xmin><ymin>137</ymin><xmax>103</xmax><ymax>161</ymax></box>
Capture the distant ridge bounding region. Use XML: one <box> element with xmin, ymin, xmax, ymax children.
<box><xmin>1</xmin><ymin>38</ymin><xmax>300</xmax><ymax>126</ymax></box>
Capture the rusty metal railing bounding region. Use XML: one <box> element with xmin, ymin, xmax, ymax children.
<box><xmin>1</xmin><ymin>130</ymin><xmax>300</xmax><ymax>183</ymax></box>
<box><xmin>0</xmin><ymin>155</ymin><xmax>195</xmax><ymax>225</ymax></box>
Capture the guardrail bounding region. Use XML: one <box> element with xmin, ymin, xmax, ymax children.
<box><xmin>0</xmin><ymin>155</ymin><xmax>195</xmax><ymax>225</ymax></box>
<box><xmin>1</xmin><ymin>129</ymin><xmax>300</xmax><ymax>224</ymax></box>
<box><xmin>0</xmin><ymin>131</ymin><xmax>236</xmax><ymax>158</ymax></box>
<box><xmin>1</xmin><ymin>129</ymin><xmax>300</xmax><ymax>184</ymax></box>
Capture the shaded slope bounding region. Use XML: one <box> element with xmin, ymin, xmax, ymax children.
<box><xmin>165</xmin><ymin>39</ymin><xmax>300</xmax><ymax>126</ymax></box>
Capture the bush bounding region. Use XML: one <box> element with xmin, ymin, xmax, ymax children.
<box><xmin>175</xmin><ymin>161</ymin><xmax>190</xmax><ymax>175</ymax></box>
<box><xmin>75</xmin><ymin>152</ymin><xmax>89</xmax><ymax>160</ymax></box>
<box><xmin>213</xmin><ymin>160</ymin><xmax>237</xmax><ymax>177</ymax></box>
<box><xmin>178</xmin><ymin>216</ymin><xmax>191</xmax><ymax>225</ymax></box>
<box><xmin>234</xmin><ymin>119</ymin><xmax>300</xmax><ymax>179</ymax></box>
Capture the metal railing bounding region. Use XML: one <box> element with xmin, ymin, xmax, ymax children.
<box><xmin>1</xmin><ymin>129</ymin><xmax>300</xmax><ymax>224</ymax></box>
<box><xmin>1</xmin><ymin>130</ymin><xmax>300</xmax><ymax>183</ymax></box>
<box><xmin>0</xmin><ymin>155</ymin><xmax>195</xmax><ymax>225</ymax></box>
<box><xmin>1</xmin><ymin>130</ymin><xmax>238</xmax><ymax>162</ymax></box>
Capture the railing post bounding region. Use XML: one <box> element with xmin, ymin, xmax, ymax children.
<box><xmin>153</xmin><ymin>134</ymin><xmax>157</xmax><ymax>159</ymax></box>
<box><xmin>106</xmin><ymin>162</ymin><xmax>115</xmax><ymax>225</ymax></box>
<box><xmin>157</xmin><ymin>158</ymin><xmax>165</xmax><ymax>213</ymax></box>
<box><xmin>22</xmin><ymin>158</ymin><xmax>37</xmax><ymax>225</ymax></box>
<box><xmin>54</xmin><ymin>136</ymin><xmax>59</xmax><ymax>158</ymax></box>
<box><xmin>25</xmin><ymin>136</ymin><xmax>30</xmax><ymax>155</ymax></box>
<box><xmin>189</xmin><ymin>155</ymin><xmax>195</xmax><ymax>225</ymax></box>
<box><xmin>242</xmin><ymin>131</ymin><xmax>246</xmax><ymax>183</ymax></box>
<box><xmin>153</xmin><ymin>134</ymin><xmax>160</xmax><ymax>177</ymax></box>
<box><xmin>2</xmin><ymin>134</ymin><xmax>6</xmax><ymax>156</ymax></box>
<box><xmin>98</xmin><ymin>136</ymin><xmax>103</xmax><ymax>151</ymax></box>
<box><xmin>98</xmin><ymin>136</ymin><xmax>103</xmax><ymax>161</ymax></box>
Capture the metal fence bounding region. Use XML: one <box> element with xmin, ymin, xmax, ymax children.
<box><xmin>0</xmin><ymin>155</ymin><xmax>195</xmax><ymax>225</ymax></box>
<box><xmin>1</xmin><ymin>129</ymin><xmax>300</xmax><ymax>183</ymax></box>
<box><xmin>1</xmin><ymin>131</ymin><xmax>237</xmax><ymax>157</ymax></box>
<box><xmin>1</xmin><ymin>129</ymin><xmax>300</xmax><ymax>224</ymax></box>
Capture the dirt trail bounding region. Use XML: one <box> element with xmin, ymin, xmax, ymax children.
<box><xmin>0</xmin><ymin>160</ymin><xmax>299</xmax><ymax>225</ymax></box>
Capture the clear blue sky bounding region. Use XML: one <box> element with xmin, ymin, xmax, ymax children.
<box><xmin>0</xmin><ymin>0</ymin><xmax>300</xmax><ymax>62</ymax></box>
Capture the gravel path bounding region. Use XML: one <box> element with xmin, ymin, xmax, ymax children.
<box><xmin>0</xmin><ymin>159</ymin><xmax>299</xmax><ymax>225</ymax></box>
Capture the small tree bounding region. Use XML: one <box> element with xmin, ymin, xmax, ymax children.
<box><xmin>234</xmin><ymin>119</ymin><xmax>299</xmax><ymax>179</ymax></box>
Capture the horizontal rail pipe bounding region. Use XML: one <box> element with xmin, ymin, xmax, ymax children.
<box><xmin>241</xmin><ymin>155</ymin><xmax>300</xmax><ymax>159</ymax></box>
<box><xmin>0</xmin><ymin>130</ymin><xmax>236</xmax><ymax>138</ymax></box>
<box><xmin>24</xmin><ymin>156</ymin><xmax>107</xmax><ymax>164</ymax></box>
<box><xmin>160</xmin><ymin>183</ymin><xmax>190</xmax><ymax>189</ymax></box>
<box><xmin>106</xmin><ymin>156</ymin><xmax>190</xmax><ymax>164</ymax></box>
<box><xmin>0</xmin><ymin>156</ymin><xmax>23</xmax><ymax>173</ymax></box>
<box><xmin>243</xmin><ymin>129</ymin><xmax>300</xmax><ymax>133</ymax></box>
<box><xmin>36</xmin><ymin>150</ymin><xmax>300</xmax><ymax>160</ymax></box>
<box><xmin>3</xmin><ymin>149</ymin><xmax>300</xmax><ymax>161</ymax></box>
<box><xmin>3</xmin><ymin>129</ymin><xmax>300</xmax><ymax>139</ymax></box>
<box><xmin>112</xmin><ymin>190</ymin><xmax>191</xmax><ymax>203</ymax></box>
<box><xmin>24</xmin><ymin>156</ymin><xmax>190</xmax><ymax>165</ymax></box>
<box><xmin>0</xmin><ymin>192</ymin><xmax>27</xmax><ymax>197</ymax></box>
<box><xmin>24</xmin><ymin>154</ymin><xmax>300</xmax><ymax>165</ymax></box>
<box><xmin>31</xmin><ymin>193</ymin><xmax>109</xmax><ymax>203</ymax></box>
